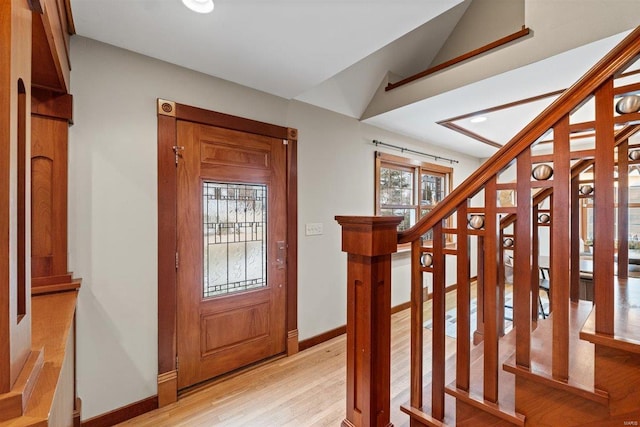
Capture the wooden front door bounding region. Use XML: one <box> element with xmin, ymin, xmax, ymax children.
<box><xmin>176</xmin><ymin>121</ymin><xmax>287</xmax><ymax>389</ymax></box>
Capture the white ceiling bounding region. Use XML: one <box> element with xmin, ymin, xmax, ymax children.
<box><xmin>70</xmin><ymin>0</ymin><xmax>639</xmax><ymax>160</ymax></box>
<box><xmin>71</xmin><ymin>0</ymin><xmax>464</xmax><ymax>99</ymax></box>
<box><xmin>364</xmin><ymin>31</ymin><xmax>637</xmax><ymax>158</ymax></box>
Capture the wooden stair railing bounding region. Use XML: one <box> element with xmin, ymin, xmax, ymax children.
<box><xmin>337</xmin><ymin>25</ymin><xmax>640</xmax><ymax>427</ymax></box>
<box><xmin>496</xmin><ymin>124</ymin><xmax>640</xmax><ymax>333</ymax></box>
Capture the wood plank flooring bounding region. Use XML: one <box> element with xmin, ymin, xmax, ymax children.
<box><xmin>119</xmin><ymin>291</ymin><xmax>462</xmax><ymax>427</ymax></box>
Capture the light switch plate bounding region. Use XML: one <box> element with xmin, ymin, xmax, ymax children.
<box><xmin>305</xmin><ymin>223</ymin><xmax>323</xmax><ymax>236</ymax></box>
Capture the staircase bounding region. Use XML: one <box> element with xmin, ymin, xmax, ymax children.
<box><xmin>337</xmin><ymin>26</ymin><xmax>640</xmax><ymax>427</ymax></box>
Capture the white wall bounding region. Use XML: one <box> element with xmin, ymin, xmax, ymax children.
<box><xmin>363</xmin><ymin>2</ymin><xmax>640</xmax><ymax>118</ymax></box>
<box><xmin>68</xmin><ymin>36</ymin><xmax>481</xmax><ymax>419</ymax></box>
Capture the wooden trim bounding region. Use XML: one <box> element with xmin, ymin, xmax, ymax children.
<box><xmin>31</xmin><ymin>87</ymin><xmax>72</xmax><ymax>122</ymax></box>
<box><xmin>157</xmin><ymin>370</ymin><xmax>177</xmax><ymax>407</ymax></box>
<box><xmin>31</xmin><ymin>279</ymin><xmax>81</xmax><ymax>295</ymax></box>
<box><xmin>299</xmin><ymin>326</ymin><xmax>347</xmax><ymax>351</ymax></box>
<box><xmin>157</xmin><ymin>112</ymin><xmax>177</xmax><ymax>377</ymax></box>
<box><xmin>437</xmin><ymin>89</ymin><xmax>565</xmax><ymax>149</ymax></box>
<box><xmin>63</xmin><ymin>0</ymin><xmax>76</xmax><ymax>35</ymax></box>
<box><xmin>286</xmin><ymin>128</ymin><xmax>298</xmax><ymax>356</ymax></box>
<box><xmin>386</xmin><ymin>27</ymin><xmax>531</xmax><ymax>91</ymax></box>
<box><xmin>439</xmin><ymin>89</ymin><xmax>565</xmax><ymax>125</ymax></box>
<box><xmin>437</xmin><ymin>71</ymin><xmax>640</xmax><ymax>149</ymax></box>
<box><xmin>73</xmin><ymin>397</ymin><xmax>81</xmax><ymax>427</ymax></box>
<box><xmin>156</xmin><ymin>99</ymin><xmax>298</xmax><ymax>403</ymax></box>
<box><xmin>175</xmin><ymin>103</ymin><xmax>288</xmax><ymax>139</ymax></box>
<box><xmin>32</xmin><ymin>273</ymin><xmax>73</xmax><ymax>287</ymax></box>
<box><xmin>398</xmin><ymin>26</ymin><xmax>640</xmax><ymax>244</ymax></box>
<box><xmin>297</xmin><ymin>296</ymin><xmax>432</xmax><ymax>352</ymax></box>
<box><xmin>286</xmin><ymin>329</ymin><xmax>299</xmax><ymax>355</ymax></box>
<box><xmin>80</xmin><ymin>395</ymin><xmax>158</xmax><ymax>427</ymax></box>
<box><xmin>439</xmin><ymin>122</ymin><xmax>503</xmax><ymax>149</ymax></box>
<box><xmin>28</xmin><ymin>0</ymin><xmax>43</xmax><ymax>14</ymax></box>
<box><xmin>392</xmin><ymin>301</ymin><xmax>411</xmax><ymax>314</ymax></box>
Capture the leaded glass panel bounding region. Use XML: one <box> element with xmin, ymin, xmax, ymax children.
<box><xmin>203</xmin><ymin>182</ymin><xmax>267</xmax><ymax>298</ymax></box>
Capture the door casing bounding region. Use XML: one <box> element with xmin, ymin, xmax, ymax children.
<box><xmin>156</xmin><ymin>99</ymin><xmax>298</xmax><ymax>406</ymax></box>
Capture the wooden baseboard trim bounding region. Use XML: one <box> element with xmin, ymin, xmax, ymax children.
<box><xmin>299</xmin><ymin>300</ymin><xmax>412</xmax><ymax>351</ymax></box>
<box><xmin>299</xmin><ymin>280</ymin><xmax>475</xmax><ymax>352</ymax></box>
<box><xmin>299</xmin><ymin>325</ymin><xmax>346</xmax><ymax>351</ymax></box>
<box><xmin>81</xmin><ymin>395</ymin><xmax>158</xmax><ymax>427</ymax></box>
<box><xmin>391</xmin><ymin>301</ymin><xmax>411</xmax><ymax>314</ymax></box>
<box><xmin>157</xmin><ymin>370</ymin><xmax>177</xmax><ymax>408</ymax></box>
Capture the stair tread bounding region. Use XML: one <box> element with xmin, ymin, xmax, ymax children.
<box><xmin>443</xmin><ymin>326</ymin><xmax>525</xmax><ymax>425</ymax></box>
<box><xmin>521</xmin><ymin>300</ymin><xmax>596</xmax><ymax>385</ymax></box>
<box><xmin>399</xmin><ymin>330</ymin><xmax>486</xmax><ymax>426</ymax></box>
<box><xmin>579</xmin><ymin>276</ymin><xmax>640</xmax><ymax>354</ymax></box>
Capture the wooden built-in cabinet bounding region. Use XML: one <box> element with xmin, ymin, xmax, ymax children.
<box><xmin>0</xmin><ymin>0</ymin><xmax>79</xmax><ymax>425</ymax></box>
<box><xmin>31</xmin><ymin>88</ymin><xmax>78</xmax><ymax>294</ymax></box>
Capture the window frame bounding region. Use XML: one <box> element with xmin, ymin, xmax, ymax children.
<box><xmin>374</xmin><ymin>151</ymin><xmax>453</xmax><ymax>244</ymax></box>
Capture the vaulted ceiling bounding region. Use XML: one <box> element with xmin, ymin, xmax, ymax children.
<box><xmin>70</xmin><ymin>0</ymin><xmax>640</xmax><ymax>158</ymax></box>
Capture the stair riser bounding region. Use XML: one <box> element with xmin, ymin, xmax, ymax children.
<box><xmin>515</xmin><ymin>377</ymin><xmax>608</xmax><ymax>426</ymax></box>
<box><xmin>456</xmin><ymin>401</ymin><xmax>520</xmax><ymax>426</ymax></box>
<box><xmin>595</xmin><ymin>345</ymin><xmax>640</xmax><ymax>417</ymax></box>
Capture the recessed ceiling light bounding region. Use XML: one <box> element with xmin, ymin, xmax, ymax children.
<box><xmin>182</xmin><ymin>0</ymin><xmax>214</xmax><ymax>14</ymax></box>
<box><xmin>470</xmin><ymin>116</ymin><xmax>487</xmax><ymax>123</ymax></box>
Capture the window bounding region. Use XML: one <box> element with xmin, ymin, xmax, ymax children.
<box><xmin>375</xmin><ymin>152</ymin><xmax>452</xmax><ymax>235</ymax></box>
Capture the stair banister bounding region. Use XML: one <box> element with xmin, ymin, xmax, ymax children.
<box><xmin>398</xmin><ymin>26</ymin><xmax>640</xmax><ymax>246</ymax></box>
<box><xmin>337</xmin><ymin>26</ymin><xmax>640</xmax><ymax>427</ymax></box>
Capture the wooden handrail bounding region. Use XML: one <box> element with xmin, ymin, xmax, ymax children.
<box><xmin>398</xmin><ymin>26</ymin><xmax>640</xmax><ymax>244</ymax></box>
<box><xmin>340</xmin><ymin>25</ymin><xmax>640</xmax><ymax>427</ymax></box>
<box><xmin>386</xmin><ymin>27</ymin><xmax>531</xmax><ymax>91</ymax></box>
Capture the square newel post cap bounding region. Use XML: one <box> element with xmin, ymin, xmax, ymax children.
<box><xmin>335</xmin><ymin>216</ymin><xmax>403</xmax><ymax>257</ymax></box>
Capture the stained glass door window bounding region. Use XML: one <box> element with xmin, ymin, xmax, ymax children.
<box><xmin>203</xmin><ymin>182</ymin><xmax>267</xmax><ymax>298</ymax></box>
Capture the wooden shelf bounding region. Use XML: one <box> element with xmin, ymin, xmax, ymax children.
<box><xmin>0</xmin><ymin>290</ymin><xmax>78</xmax><ymax>426</ymax></box>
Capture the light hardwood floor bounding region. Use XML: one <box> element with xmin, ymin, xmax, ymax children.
<box><xmin>119</xmin><ymin>291</ymin><xmax>463</xmax><ymax>427</ymax></box>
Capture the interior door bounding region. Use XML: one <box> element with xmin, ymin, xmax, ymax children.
<box><xmin>176</xmin><ymin>121</ymin><xmax>287</xmax><ymax>389</ymax></box>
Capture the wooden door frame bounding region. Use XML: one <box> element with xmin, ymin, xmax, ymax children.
<box><xmin>156</xmin><ymin>99</ymin><xmax>298</xmax><ymax>406</ymax></box>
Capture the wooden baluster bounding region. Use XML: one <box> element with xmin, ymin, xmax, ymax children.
<box><xmin>498</xmin><ymin>224</ymin><xmax>506</xmax><ymax>337</ymax></box>
<box><xmin>483</xmin><ymin>177</ymin><xmax>499</xmax><ymax>403</ymax></box>
<box><xmin>552</xmin><ymin>115</ymin><xmax>571</xmax><ymax>381</ymax></box>
<box><xmin>410</xmin><ymin>239</ymin><xmax>423</xmax><ymax>414</ymax></box>
<box><xmin>474</xmin><ymin>236</ymin><xmax>485</xmax><ymax>345</ymax></box>
<box><xmin>594</xmin><ymin>77</ymin><xmax>616</xmax><ymax>335</ymax></box>
<box><xmin>532</xmin><ymin>202</ymin><xmax>541</xmax><ymax>322</ymax></box>
<box><xmin>456</xmin><ymin>205</ymin><xmax>470</xmax><ymax>391</ymax></box>
<box><xmin>515</xmin><ymin>149</ymin><xmax>532</xmax><ymax>367</ymax></box>
<box><xmin>570</xmin><ymin>168</ymin><xmax>581</xmax><ymax>302</ymax></box>
<box><xmin>432</xmin><ymin>221</ymin><xmax>446</xmax><ymax>420</ymax></box>
<box><xmin>618</xmin><ymin>138</ymin><xmax>629</xmax><ymax>280</ymax></box>
<box><xmin>335</xmin><ymin>216</ymin><xmax>402</xmax><ymax>427</ymax></box>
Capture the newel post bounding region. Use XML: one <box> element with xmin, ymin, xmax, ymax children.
<box><xmin>335</xmin><ymin>216</ymin><xmax>402</xmax><ymax>427</ymax></box>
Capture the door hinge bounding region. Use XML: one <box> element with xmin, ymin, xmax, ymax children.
<box><xmin>175</xmin><ymin>252</ymin><xmax>179</xmax><ymax>270</ymax></box>
<box><xmin>283</xmin><ymin>139</ymin><xmax>288</xmax><ymax>145</ymax></box>
<box><xmin>172</xmin><ymin>145</ymin><xmax>185</xmax><ymax>165</ymax></box>
<box><xmin>176</xmin><ymin>356</ymin><xmax>179</xmax><ymax>370</ymax></box>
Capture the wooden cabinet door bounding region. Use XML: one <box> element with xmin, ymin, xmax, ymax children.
<box><xmin>176</xmin><ymin>121</ymin><xmax>287</xmax><ymax>389</ymax></box>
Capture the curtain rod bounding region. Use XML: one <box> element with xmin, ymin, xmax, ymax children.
<box><xmin>372</xmin><ymin>139</ymin><xmax>459</xmax><ymax>164</ymax></box>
